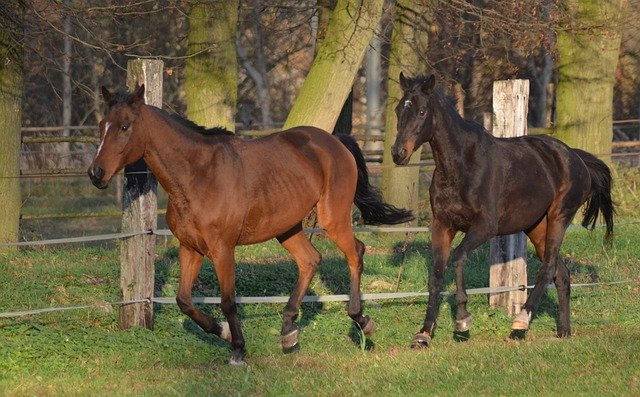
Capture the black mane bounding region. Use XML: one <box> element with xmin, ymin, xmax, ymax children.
<box><xmin>110</xmin><ymin>87</ymin><xmax>234</xmax><ymax>137</ymax></box>
<box><xmin>166</xmin><ymin>112</ymin><xmax>234</xmax><ymax>136</ymax></box>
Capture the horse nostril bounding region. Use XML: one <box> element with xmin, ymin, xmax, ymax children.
<box><xmin>399</xmin><ymin>148</ymin><xmax>407</xmax><ymax>158</ymax></box>
<box><xmin>88</xmin><ymin>166</ymin><xmax>104</xmax><ymax>181</ymax></box>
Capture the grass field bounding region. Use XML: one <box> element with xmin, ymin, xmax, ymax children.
<box><xmin>1</xmin><ymin>220</ymin><xmax>639</xmax><ymax>396</ymax></box>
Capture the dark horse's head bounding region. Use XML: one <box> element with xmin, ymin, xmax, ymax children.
<box><xmin>88</xmin><ymin>84</ymin><xmax>147</xmax><ymax>189</ymax></box>
<box><xmin>391</xmin><ymin>72</ymin><xmax>436</xmax><ymax>165</ymax></box>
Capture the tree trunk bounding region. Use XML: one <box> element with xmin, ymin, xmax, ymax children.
<box><xmin>365</xmin><ymin>23</ymin><xmax>383</xmax><ymax>153</ymax></box>
<box><xmin>381</xmin><ymin>0</ymin><xmax>430</xmax><ymax>219</ymax></box>
<box><xmin>61</xmin><ymin>0</ymin><xmax>73</xmax><ymax>168</ymax></box>
<box><xmin>555</xmin><ymin>0</ymin><xmax>627</xmax><ymax>156</ymax></box>
<box><xmin>0</xmin><ymin>0</ymin><xmax>24</xmax><ymax>250</ymax></box>
<box><xmin>236</xmin><ymin>0</ymin><xmax>272</xmax><ymax>129</ymax></box>
<box><xmin>283</xmin><ymin>0</ymin><xmax>383</xmax><ymax>131</ymax></box>
<box><xmin>185</xmin><ymin>0</ymin><xmax>238</xmax><ymax>131</ymax></box>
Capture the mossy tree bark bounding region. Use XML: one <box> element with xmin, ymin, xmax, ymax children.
<box><xmin>555</xmin><ymin>0</ymin><xmax>627</xmax><ymax>156</ymax></box>
<box><xmin>381</xmin><ymin>0</ymin><xmax>430</xmax><ymax>221</ymax></box>
<box><xmin>185</xmin><ymin>0</ymin><xmax>238</xmax><ymax>131</ymax></box>
<box><xmin>283</xmin><ymin>0</ymin><xmax>383</xmax><ymax>131</ymax></box>
<box><xmin>0</xmin><ymin>1</ymin><xmax>24</xmax><ymax>249</ymax></box>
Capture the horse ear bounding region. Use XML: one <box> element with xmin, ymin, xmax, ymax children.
<box><xmin>129</xmin><ymin>84</ymin><xmax>146</xmax><ymax>107</ymax></box>
<box><xmin>399</xmin><ymin>72</ymin><xmax>408</xmax><ymax>91</ymax></box>
<box><xmin>421</xmin><ymin>74</ymin><xmax>435</xmax><ymax>94</ymax></box>
<box><xmin>101</xmin><ymin>86</ymin><xmax>112</xmax><ymax>104</ymax></box>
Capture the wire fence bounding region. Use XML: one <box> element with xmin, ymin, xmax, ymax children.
<box><xmin>1</xmin><ymin>281</ymin><xmax>635</xmax><ymax>319</ymax></box>
<box><xmin>3</xmin><ymin>124</ymin><xmax>639</xmax><ymax>321</ymax></box>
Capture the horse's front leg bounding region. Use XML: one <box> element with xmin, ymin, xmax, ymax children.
<box><xmin>210</xmin><ymin>246</ymin><xmax>245</xmax><ymax>365</ymax></box>
<box><xmin>449</xmin><ymin>225</ymin><xmax>494</xmax><ymax>334</ymax></box>
<box><xmin>413</xmin><ymin>221</ymin><xmax>455</xmax><ymax>348</ymax></box>
<box><xmin>176</xmin><ymin>245</ymin><xmax>228</xmax><ymax>338</ymax></box>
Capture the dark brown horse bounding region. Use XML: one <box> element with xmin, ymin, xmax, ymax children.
<box><xmin>391</xmin><ymin>73</ymin><xmax>614</xmax><ymax>347</ymax></box>
<box><xmin>88</xmin><ymin>85</ymin><xmax>413</xmax><ymax>364</ymax></box>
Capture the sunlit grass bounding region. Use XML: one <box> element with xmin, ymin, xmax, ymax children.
<box><xmin>1</xmin><ymin>222</ymin><xmax>639</xmax><ymax>396</ymax></box>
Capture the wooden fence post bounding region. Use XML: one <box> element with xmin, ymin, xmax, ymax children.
<box><xmin>120</xmin><ymin>59</ymin><xmax>162</xmax><ymax>330</ymax></box>
<box><xmin>489</xmin><ymin>79</ymin><xmax>529</xmax><ymax>316</ymax></box>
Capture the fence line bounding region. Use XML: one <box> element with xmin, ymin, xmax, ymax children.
<box><xmin>5</xmin><ymin>149</ymin><xmax>640</xmax><ymax>181</ymax></box>
<box><xmin>4</xmin><ymin>221</ymin><xmax>639</xmax><ymax>248</ymax></box>
<box><xmin>1</xmin><ymin>281</ymin><xmax>635</xmax><ymax>319</ymax></box>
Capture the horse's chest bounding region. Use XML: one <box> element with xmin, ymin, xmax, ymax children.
<box><xmin>430</xmin><ymin>181</ymin><xmax>476</xmax><ymax>231</ymax></box>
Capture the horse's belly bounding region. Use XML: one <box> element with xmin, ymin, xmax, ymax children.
<box><xmin>237</xmin><ymin>195</ymin><xmax>318</xmax><ymax>245</ymax></box>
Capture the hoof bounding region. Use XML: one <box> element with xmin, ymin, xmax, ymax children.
<box><xmin>509</xmin><ymin>329</ymin><xmax>527</xmax><ymax>340</ymax></box>
<box><xmin>455</xmin><ymin>315</ymin><xmax>472</xmax><ymax>332</ymax></box>
<box><xmin>228</xmin><ymin>350</ymin><xmax>246</xmax><ymax>366</ymax></box>
<box><xmin>281</xmin><ymin>329</ymin><xmax>300</xmax><ymax>352</ymax></box>
<box><xmin>410</xmin><ymin>332</ymin><xmax>431</xmax><ymax>349</ymax></box>
<box><xmin>219</xmin><ymin>321</ymin><xmax>232</xmax><ymax>342</ymax></box>
<box><xmin>362</xmin><ymin>316</ymin><xmax>376</xmax><ymax>337</ymax></box>
<box><xmin>229</xmin><ymin>356</ymin><xmax>246</xmax><ymax>366</ymax></box>
<box><xmin>511</xmin><ymin>310</ymin><xmax>531</xmax><ymax>331</ymax></box>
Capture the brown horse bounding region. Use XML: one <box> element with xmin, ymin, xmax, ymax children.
<box><xmin>89</xmin><ymin>84</ymin><xmax>413</xmax><ymax>364</ymax></box>
<box><xmin>391</xmin><ymin>73</ymin><xmax>614</xmax><ymax>347</ymax></box>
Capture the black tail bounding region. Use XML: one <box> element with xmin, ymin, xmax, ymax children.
<box><xmin>574</xmin><ymin>149</ymin><xmax>615</xmax><ymax>245</ymax></box>
<box><xmin>337</xmin><ymin>135</ymin><xmax>415</xmax><ymax>225</ymax></box>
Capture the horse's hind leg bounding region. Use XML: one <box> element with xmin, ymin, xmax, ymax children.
<box><xmin>514</xmin><ymin>215</ymin><xmax>571</xmax><ymax>337</ymax></box>
<box><xmin>277</xmin><ymin>224</ymin><xmax>322</xmax><ymax>352</ymax></box>
<box><xmin>176</xmin><ymin>245</ymin><xmax>228</xmax><ymax>338</ymax></box>
<box><xmin>554</xmin><ymin>259</ymin><xmax>571</xmax><ymax>337</ymax></box>
<box><xmin>317</xmin><ymin>202</ymin><xmax>373</xmax><ymax>336</ymax></box>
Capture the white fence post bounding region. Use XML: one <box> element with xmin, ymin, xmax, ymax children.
<box><xmin>119</xmin><ymin>59</ymin><xmax>162</xmax><ymax>330</ymax></box>
<box><xmin>489</xmin><ymin>79</ymin><xmax>529</xmax><ymax>316</ymax></box>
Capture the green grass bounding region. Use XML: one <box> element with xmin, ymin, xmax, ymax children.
<box><xmin>1</xmin><ymin>222</ymin><xmax>639</xmax><ymax>396</ymax></box>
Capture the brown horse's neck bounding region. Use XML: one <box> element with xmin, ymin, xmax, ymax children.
<box><xmin>137</xmin><ymin>105</ymin><xmax>237</xmax><ymax>198</ymax></box>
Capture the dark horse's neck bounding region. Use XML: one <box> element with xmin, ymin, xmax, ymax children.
<box><xmin>427</xmin><ymin>91</ymin><xmax>491</xmax><ymax>174</ymax></box>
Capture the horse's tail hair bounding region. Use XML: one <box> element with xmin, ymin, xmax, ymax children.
<box><xmin>574</xmin><ymin>148</ymin><xmax>615</xmax><ymax>246</ymax></box>
<box><xmin>336</xmin><ymin>134</ymin><xmax>415</xmax><ymax>225</ymax></box>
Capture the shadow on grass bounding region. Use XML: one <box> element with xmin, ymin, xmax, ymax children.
<box><xmin>152</xmin><ymin>243</ymin><xmax>333</xmax><ymax>349</ymax></box>
<box><xmin>386</xmin><ymin>237</ymin><xmax>601</xmax><ymax>342</ymax></box>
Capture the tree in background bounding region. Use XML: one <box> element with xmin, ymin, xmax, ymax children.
<box><xmin>555</xmin><ymin>0</ymin><xmax>628</xmax><ymax>156</ymax></box>
<box><xmin>185</xmin><ymin>0</ymin><xmax>238</xmax><ymax>130</ymax></box>
<box><xmin>283</xmin><ymin>0</ymin><xmax>383</xmax><ymax>131</ymax></box>
<box><xmin>381</xmin><ymin>0</ymin><xmax>430</xmax><ymax>221</ymax></box>
<box><xmin>0</xmin><ymin>0</ymin><xmax>24</xmax><ymax>247</ymax></box>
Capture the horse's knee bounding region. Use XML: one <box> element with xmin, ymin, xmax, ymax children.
<box><xmin>310</xmin><ymin>250</ymin><xmax>322</xmax><ymax>270</ymax></box>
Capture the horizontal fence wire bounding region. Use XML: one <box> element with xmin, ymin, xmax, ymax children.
<box><xmin>0</xmin><ymin>281</ymin><xmax>635</xmax><ymax>319</ymax></box>
<box><xmin>4</xmin><ymin>221</ymin><xmax>640</xmax><ymax>247</ymax></box>
<box><xmin>0</xmin><ymin>231</ymin><xmax>151</xmax><ymax>247</ymax></box>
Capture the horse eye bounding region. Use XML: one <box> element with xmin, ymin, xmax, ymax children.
<box><xmin>419</xmin><ymin>109</ymin><xmax>426</xmax><ymax>116</ymax></box>
<box><xmin>121</xmin><ymin>123</ymin><xmax>130</xmax><ymax>131</ymax></box>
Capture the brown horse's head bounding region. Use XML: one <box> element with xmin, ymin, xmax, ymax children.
<box><xmin>391</xmin><ymin>72</ymin><xmax>436</xmax><ymax>165</ymax></box>
<box><xmin>88</xmin><ymin>84</ymin><xmax>147</xmax><ymax>189</ymax></box>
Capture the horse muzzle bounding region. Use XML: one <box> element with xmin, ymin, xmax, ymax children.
<box><xmin>391</xmin><ymin>143</ymin><xmax>413</xmax><ymax>166</ymax></box>
<box><xmin>88</xmin><ymin>165</ymin><xmax>109</xmax><ymax>189</ymax></box>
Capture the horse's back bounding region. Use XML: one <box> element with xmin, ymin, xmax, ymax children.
<box><xmin>490</xmin><ymin>134</ymin><xmax>591</xmax><ymax>232</ymax></box>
